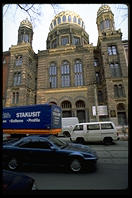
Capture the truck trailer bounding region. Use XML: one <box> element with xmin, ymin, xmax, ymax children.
<box><xmin>3</xmin><ymin>104</ymin><xmax>62</xmax><ymax>135</ymax></box>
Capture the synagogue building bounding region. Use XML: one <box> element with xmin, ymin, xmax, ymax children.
<box><xmin>3</xmin><ymin>5</ymin><xmax>128</xmax><ymax>127</ymax></box>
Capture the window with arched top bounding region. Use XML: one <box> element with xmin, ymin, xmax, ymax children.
<box><xmin>68</xmin><ymin>15</ymin><xmax>71</xmax><ymax>22</ymax></box>
<box><xmin>78</xmin><ymin>18</ymin><xmax>81</xmax><ymax>25</ymax></box>
<box><xmin>114</xmin><ymin>84</ymin><xmax>125</xmax><ymax>98</ymax></box>
<box><xmin>61</xmin><ymin>61</ymin><xmax>70</xmax><ymax>87</ymax></box>
<box><xmin>58</xmin><ymin>17</ymin><xmax>61</xmax><ymax>24</ymax></box>
<box><xmin>117</xmin><ymin>103</ymin><xmax>127</xmax><ymax>125</ymax></box>
<box><xmin>61</xmin><ymin>101</ymin><xmax>72</xmax><ymax>109</ymax></box>
<box><xmin>73</xmin><ymin>16</ymin><xmax>77</xmax><ymax>23</ymax></box>
<box><xmin>49</xmin><ymin>62</ymin><xmax>57</xmax><ymax>88</ymax></box>
<box><xmin>16</xmin><ymin>56</ymin><xmax>23</xmax><ymax>66</ymax></box>
<box><xmin>62</xmin><ymin>15</ymin><xmax>66</xmax><ymax>22</ymax></box>
<box><xmin>109</xmin><ymin>63</ymin><xmax>122</xmax><ymax>77</ymax></box>
<box><xmin>76</xmin><ymin>100</ymin><xmax>85</xmax><ymax>108</ymax></box>
<box><xmin>74</xmin><ymin>60</ymin><xmax>83</xmax><ymax>86</ymax></box>
<box><xmin>54</xmin><ymin>20</ymin><xmax>56</xmax><ymax>26</ymax></box>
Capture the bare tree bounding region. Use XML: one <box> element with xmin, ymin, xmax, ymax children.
<box><xmin>3</xmin><ymin>4</ymin><xmax>62</xmax><ymax>27</ymax></box>
<box><xmin>115</xmin><ymin>4</ymin><xmax>128</xmax><ymax>26</ymax></box>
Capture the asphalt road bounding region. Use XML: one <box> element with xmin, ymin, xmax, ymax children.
<box><xmin>20</xmin><ymin>139</ymin><xmax>128</xmax><ymax>192</ymax></box>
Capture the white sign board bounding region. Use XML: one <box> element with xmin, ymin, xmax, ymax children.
<box><xmin>92</xmin><ymin>105</ymin><xmax>108</xmax><ymax>116</ymax></box>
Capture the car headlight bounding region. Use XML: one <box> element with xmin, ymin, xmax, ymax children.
<box><xmin>32</xmin><ymin>181</ymin><xmax>38</xmax><ymax>190</ymax></box>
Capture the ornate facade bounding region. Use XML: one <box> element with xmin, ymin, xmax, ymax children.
<box><xmin>3</xmin><ymin>5</ymin><xmax>128</xmax><ymax>127</ymax></box>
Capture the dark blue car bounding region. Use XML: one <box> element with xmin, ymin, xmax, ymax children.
<box><xmin>3</xmin><ymin>169</ymin><xmax>37</xmax><ymax>194</ymax></box>
<box><xmin>3</xmin><ymin>135</ymin><xmax>98</xmax><ymax>172</ymax></box>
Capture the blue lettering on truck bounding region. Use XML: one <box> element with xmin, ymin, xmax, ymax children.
<box><xmin>3</xmin><ymin>104</ymin><xmax>62</xmax><ymax>130</ymax></box>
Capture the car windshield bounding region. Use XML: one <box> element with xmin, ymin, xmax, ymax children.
<box><xmin>48</xmin><ymin>135</ymin><xmax>67</xmax><ymax>148</ymax></box>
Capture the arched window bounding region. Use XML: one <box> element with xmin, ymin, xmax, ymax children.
<box><xmin>68</xmin><ymin>15</ymin><xmax>71</xmax><ymax>22</ymax></box>
<box><xmin>16</xmin><ymin>56</ymin><xmax>23</xmax><ymax>66</ymax></box>
<box><xmin>61</xmin><ymin>100</ymin><xmax>72</xmax><ymax>117</ymax></box>
<box><xmin>63</xmin><ymin>15</ymin><xmax>66</xmax><ymax>22</ymax></box>
<box><xmin>61</xmin><ymin>101</ymin><xmax>72</xmax><ymax>109</ymax></box>
<box><xmin>117</xmin><ymin>103</ymin><xmax>127</xmax><ymax>125</ymax></box>
<box><xmin>78</xmin><ymin>18</ymin><xmax>81</xmax><ymax>25</ymax></box>
<box><xmin>74</xmin><ymin>60</ymin><xmax>83</xmax><ymax>86</ymax></box>
<box><xmin>49</xmin><ymin>62</ymin><xmax>57</xmax><ymax>88</ymax></box>
<box><xmin>51</xmin><ymin>39</ymin><xmax>57</xmax><ymax>48</ymax></box>
<box><xmin>109</xmin><ymin>63</ymin><xmax>122</xmax><ymax>77</ymax></box>
<box><xmin>61</xmin><ymin>61</ymin><xmax>70</xmax><ymax>87</ymax></box>
<box><xmin>73</xmin><ymin>16</ymin><xmax>77</xmax><ymax>23</ymax></box>
<box><xmin>58</xmin><ymin>17</ymin><xmax>61</xmax><ymax>24</ymax></box>
<box><xmin>118</xmin><ymin>84</ymin><xmax>125</xmax><ymax>97</ymax></box>
<box><xmin>104</xmin><ymin>19</ymin><xmax>110</xmax><ymax>29</ymax></box>
<box><xmin>76</xmin><ymin>100</ymin><xmax>86</xmax><ymax>122</ymax></box>
<box><xmin>54</xmin><ymin>20</ymin><xmax>56</xmax><ymax>26</ymax></box>
<box><xmin>76</xmin><ymin>100</ymin><xmax>85</xmax><ymax>108</ymax></box>
<box><xmin>114</xmin><ymin>84</ymin><xmax>125</xmax><ymax>98</ymax></box>
<box><xmin>12</xmin><ymin>92</ymin><xmax>19</xmax><ymax>104</ymax></box>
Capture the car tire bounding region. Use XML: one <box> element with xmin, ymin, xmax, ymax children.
<box><xmin>8</xmin><ymin>158</ymin><xmax>19</xmax><ymax>170</ymax></box>
<box><xmin>69</xmin><ymin>158</ymin><xmax>82</xmax><ymax>172</ymax></box>
<box><xmin>103</xmin><ymin>137</ymin><xmax>113</xmax><ymax>145</ymax></box>
<box><xmin>76</xmin><ymin>137</ymin><xmax>84</xmax><ymax>144</ymax></box>
<box><xmin>63</xmin><ymin>131</ymin><xmax>70</xmax><ymax>137</ymax></box>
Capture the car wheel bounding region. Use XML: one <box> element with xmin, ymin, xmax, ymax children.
<box><xmin>69</xmin><ymin>158</ymin><xmax>82</xmax><ymax>172</ymax></box>
<box><xmin>63</xmin><ymin>131</ymin><xmax>70</xmax><ymax>137</ymax></box>
<box><xmin>103</xmin><ymin>137</ymin><xmax>113</xmax><ymax>145</ymax></box>
<box><xmin>8</xmin><ymin>158</ymin><xmax>19</xmax><ymax>170</ymax></box>
<box><xmin>76</xmin><ymin>137</ymin><xmax>84</xmax><ymax>144</ymax></box>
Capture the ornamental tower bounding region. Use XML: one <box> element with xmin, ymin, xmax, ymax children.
<box><xmin>5</xmin><ymin>18</ymin><xmax>37</xmax><ymax>107</ymax></box>
<box><xmin>96</xmin><ymin>5</ymin><xmax>128</xmax><ymax>126</ymax></box>
<box><xmin>17</xmin><ymin>18</ymin><xmax>33</xmax><ymax>47</ymax></box>
<box><xmin>96</xmin><ymin>4</ymin><xmax>115</xmax><ymax>36</ymax></box>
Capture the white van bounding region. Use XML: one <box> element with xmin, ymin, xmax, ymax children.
<box><xmin>60</xmin><ymin>117</ymin><xmax>79</xmax><ymax>137</ymax></box>
<box><xmin>70</xmin><ymin>121</ymin><xmax>119</xmax><ymax>145</ymax></box>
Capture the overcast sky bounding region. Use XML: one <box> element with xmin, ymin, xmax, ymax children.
<box><xmin>3</xmin><ymin>4</ymin><xmax>128</xmax><ymax>54</ymax></box>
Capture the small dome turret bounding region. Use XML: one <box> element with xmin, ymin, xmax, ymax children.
<box><xmin>97</xmin><ymin>5</ymin><xmax>111</xmax><ymax>17</ymax></box>
<box><xmin>20</xmin><ymin>18</ymin><xmax>33</xmax><ymax>30</ymax></box>
<box><xmin>96</xmin><ymin>5</ymin><xmax>115</xmax><ymax>36</ymax></box>
<box><xmin>18</xmin><ymin>18</ymin><xmax>33</xmax><ymax>47</ymax></box>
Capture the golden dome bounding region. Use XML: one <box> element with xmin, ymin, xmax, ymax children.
<box><xmin>49</xmin><ymin>10</ymin><xmax>85</xmax><ymax>31</ymax></box>
<box><xmin>20</xmin><ymin>18</ymin><xmax>32</xmax><ymax>29</ymax></box>
<box><xmin>97</xmin><ymin>5</ymin><xmax>111</xmax><ymax>17</ymax></box>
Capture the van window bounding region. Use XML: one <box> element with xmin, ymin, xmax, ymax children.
<box><xmin>101</xmin><ymin>123</ymin><xmax>113</xmax><ymax>129</ymax></box>
<box><xmin>87</xmin><ymin>124</ymin><xmax>100</xmax><ymax>130</ymax></box>
<box><xmin>74</xmin><ymin>125</ymin><xmax>83</xmax><ymax>131</ymax></box>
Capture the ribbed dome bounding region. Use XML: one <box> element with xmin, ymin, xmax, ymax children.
<box><xmin>49</xmin><ymin>10</ymin><xmax>85</xmax><ymax>31</ymax></box>
<box><xmin>20</xmin><ymin>18</ymin><xmax>32</xmax><ymax>29</ymax></box>
<box><xmin>97</xmin><ymin>5</ymin><xmax>111</xmax><ymax>17</ymax></box>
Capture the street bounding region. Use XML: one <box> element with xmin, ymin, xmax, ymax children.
<box><xmin>20</xmin><ymin>139</ymin><xmax>128</xmax><ymax>191</ymax></box>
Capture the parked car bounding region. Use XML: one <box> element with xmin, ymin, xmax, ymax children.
<box><xmin>3</xmin><ymin>135</ymin><xmax>98</xmax><ymax>173</ymax></box>
<box><xmin>70</xmin><ymin>121</ymin><xmax>119</xmax><ymax>145</ymax></box>
<box><xmin>3</xmin><ymin>169</ymin><xmax>37</xmax><ymax>194</ymax></box>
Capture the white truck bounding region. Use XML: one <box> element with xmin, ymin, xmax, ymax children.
<box><xmin>59</xmin><ymin>117</ymin><xmax>79</xmax><ymax>137</ymax></box>
<box><xmin>70</xmin><ymin>121</ymin><xmax>119</xmax><ymax>145</ymax></box>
